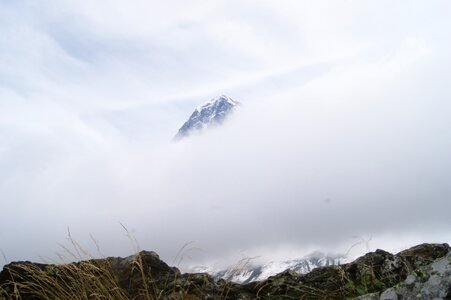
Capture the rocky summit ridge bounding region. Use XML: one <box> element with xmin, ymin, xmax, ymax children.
<box><xmin>174</xmin><ymin>95</ymin><xmax>239</xmax><ymax>140</ymax></box>
<box><xmin>1</xmin><ymin>243</ymin><xmax>450</xmax><ymax>299</ymax></box>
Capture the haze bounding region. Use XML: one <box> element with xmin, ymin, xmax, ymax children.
<box><xmin>1</xmin><ymin>0</ymin><xmax>450</xmax><ymax>269</ymax></box>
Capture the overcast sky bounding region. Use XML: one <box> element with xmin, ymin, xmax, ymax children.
<box><xmin>1</xmin><ymin>0</ymin><xmax>451</xmax><ymax>269</ymax></box>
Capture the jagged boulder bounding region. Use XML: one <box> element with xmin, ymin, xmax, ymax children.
<box><xmin>356</xmin><ymin>249</ymin><xmax>451</xmax><ymax>300</ymax></box>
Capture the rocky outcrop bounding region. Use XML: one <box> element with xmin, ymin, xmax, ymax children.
<box><xmin>0</xmin><ymin>251</ymin><xmax>181</xmax><ymax>300</ymax></box>
<box><xmin>0</xmin><ymin>243</ymin><xmax>449</xmax><ymax>299</ymax></box>
<box><xmin>249</xmin><ymin>243</ymin><xmax>450</xmax><ymax>300</ymax></box>
<box><xmin>356</xmin><ymin>249</ymin><xmax>451</xmax><ymax>300</ymax></box>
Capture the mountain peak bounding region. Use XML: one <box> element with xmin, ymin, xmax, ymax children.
<box><xmin>194</xmin><ymin>95</ymin><xmax>238</xmax><ymax>112</ymax></box>
<box><xmin>174</xmin><ymin>95</ymin><xmax>239</xmax><ymax>140</ymax></box>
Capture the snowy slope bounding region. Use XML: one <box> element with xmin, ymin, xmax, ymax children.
<box><xmin>174</xmin><ymin>95</ymin><xmax>239</xmax><ymax>140</ymax></box>
<box><xmin>193</xmin><ymin>252</ymin><xmax>347</xmax><ymax>284</ymax></box>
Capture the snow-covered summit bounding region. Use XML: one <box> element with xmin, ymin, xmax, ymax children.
<box><xmin>174</xmin><ymin>95</ymin><xmax>239</xmax><ymax>140</ymax></box>
<box><xmin>195</xmin><ymin>94</ymin><xmax>238</xmax><ymax>112</ymax></box>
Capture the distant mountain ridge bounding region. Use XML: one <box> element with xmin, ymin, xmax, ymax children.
<box><xmin>193</xmin><ymin>251</ymin><xmax>346</xmax><ymax>284</ymax></box>
<box><xmin>174</xmin><ymin>95</ymin><xmax>239</xmax><ymax>140</ymax></box>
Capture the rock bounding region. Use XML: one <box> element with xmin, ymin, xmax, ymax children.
<box><xmin>0</xmin><ymin>251</ymin><xmax>180</xmax><ymax>299</ymax></box>
<box><xmin>398</xmin><ymin>243</ymin><xmax>450</xmax><ymax>269</ymax></box>
<box><xmin>0</xmin><ymin>243</ymin><xmax>450</xmax><ymax>299</ymax></box>
<box><xmin>379</xmin><ymin>251</ymin><xmax>450</xmax><ymax>300</ymax></box>
<box><xmin>354</xmin><ymin>292</ymin><xmax>380</xmax><ymax>300</ymax></box>
<box><xmin>246</xmin><ymin>243</ymin><xmax>450</xmax><ymax>299</ymax></box>
<box><xmin>356</xmin><ymin>249</ymin><xmax>451</xmax><ymax>300</ymax></box>
<box><xmin>379</xmin><ymin>288</ymin><xmax>398</xmax><ymax>300</ymax></box>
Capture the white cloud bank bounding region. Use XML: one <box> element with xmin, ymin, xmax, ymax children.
<box><xmin>0</xmin><ymin>0</ymin><xmax>450</xmax><ymax>268</ymax></box>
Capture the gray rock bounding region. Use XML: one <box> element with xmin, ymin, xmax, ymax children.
<box><xmin>357</xmin><ymin>250</ymin><xmax>451</xmax><ymax>300</ymax></box>
<box><xmin>405</xmin><ymin>274</ymin><xmax>416</xmax><ymax>285</ymax></box>
<box><xmin>380</xmin><ymin>288</ymin><xmax>398</xmax><ymax>300</ymax></box>
<box><xmin>354</xmin><ymin>292</ymin><xmax>380</xmax><ymax>300</ymax></box>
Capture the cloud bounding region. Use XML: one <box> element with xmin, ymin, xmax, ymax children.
<box><xmin>0</xmin><ymin>1</ymin><xmax>450</xmax><ymax>269</ymax></box>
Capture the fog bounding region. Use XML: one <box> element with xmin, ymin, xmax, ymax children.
<box><xmin>1</xmin><ymin>1</ymin><xmax>451</xmax><ymax>269</ymax></box>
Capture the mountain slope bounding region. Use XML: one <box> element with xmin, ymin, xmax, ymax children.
<box><xmin>196</xmin><ymin>251</ymin><xmax>347</xmax><ymax>284</ymax></box>
<box><xmin>174</xmin><ymin>95</ymin><xmax>239</xmax><ymax>140</ymax></box>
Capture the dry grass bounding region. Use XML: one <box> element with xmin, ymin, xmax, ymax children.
<box><xmin>0</xmin><ymin>229</ymin><xmax>149</xmax><ymax>299</ymax></box>
<box><xmin>1</xmin><ymin>260</ymin><xmax>131</xmax><ymax>299</ymax></box>
<box><xmin>0</xmin><ymin>231</ymin><xmax>400</xmax><ymax>300</ymax></box>
<box><xmin>0</xmin><ymin>226</ymin><xmax>198</xmax><ymax>300</ymax></box>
